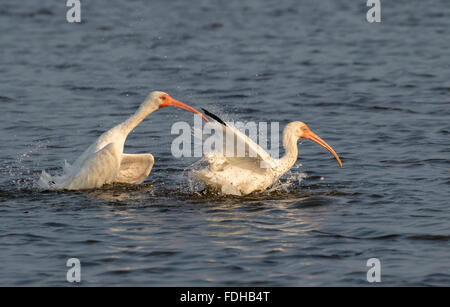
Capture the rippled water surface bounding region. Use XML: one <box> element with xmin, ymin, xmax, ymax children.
<box><xmin>0</xmin><ymin>0</ymin><xmax>449</xmax><ymax>286</ymax></box>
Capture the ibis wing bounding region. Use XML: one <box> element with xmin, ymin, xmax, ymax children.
<box><xmin>115</xmin><ymin>153</ymin><xmax>154</xmax><ymax>184</ymax></box>
<box><xmin>64</xmin><ymin>143</ymin><xmax>120</xmax><ymax>190</ymax></box>
<box><xmin>202</xmin><ymin>109</ymin><xmax>276</xmax><ymax>168</ymax></box>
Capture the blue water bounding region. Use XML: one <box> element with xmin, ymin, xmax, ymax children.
<box><xmin>0</xmin><ymin>0</ymin><xmax>449</xmax><ymax>286</ymax></box>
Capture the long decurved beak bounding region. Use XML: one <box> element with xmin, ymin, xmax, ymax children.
<box><xmin>303</xmin><ymin>130</ymin><xmax>343</xmax><ymax>167</ymax></box>
<box><xmin>159</xmin><ymin>97</ymin><xmax>209</xmax><ymax>122</ymax></box>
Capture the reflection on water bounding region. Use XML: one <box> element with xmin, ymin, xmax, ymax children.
<box><xmin>86</xmin><ymin>182</ymin><xmax>156</xmax><ymax>202</ymax></box>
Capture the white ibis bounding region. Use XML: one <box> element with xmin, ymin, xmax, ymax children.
<box><xmin>191</xmin><ymin>109</ymin><xmax>342</xmax><ymax>196</ymax></box>
<box><xmin>39</xmin><ymin>91</ymin><xmax>208</xmax><ymax>190</ymax></box>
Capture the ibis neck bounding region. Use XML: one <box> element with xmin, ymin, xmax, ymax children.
<box><xmin>276</xmin><ymin>129</ymin><xmax>299</xmax><ymax>174</ymax></box>
<box><xmin>122</xmin><ymin>105</ymin><xmax>157</xmax><ymax>135</ymax></box>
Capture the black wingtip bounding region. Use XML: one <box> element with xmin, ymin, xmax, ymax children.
<box><xmin>201</xmin><ymin>108</ymin><xmax>227</xmax><ymax>126</ymax></box>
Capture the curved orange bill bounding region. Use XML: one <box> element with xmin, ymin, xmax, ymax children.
<box><xmin>304</xmin><ymin>130</ymin><xmax>343</xmax><ymax>167</ymax></box>
<box><xmin>159</xmin><ymin>97</ymin><xmax>209</xmax><ymax>122</ymax></box>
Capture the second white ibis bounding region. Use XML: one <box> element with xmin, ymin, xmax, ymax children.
<box><xmin>191</xmin><ymin>109</ymin><xmax>342</xmax><ymax>196</ymax></box>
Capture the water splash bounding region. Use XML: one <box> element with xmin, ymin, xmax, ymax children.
<box><xmin>2</xmin><ymin>140</ymin><xmax>49</xmax><ymax>190</ymax></box>
<box><xmin>185</xmin><ymin>157</ymin><xmax>307</xmax><ymax>196</ymax></box>
<box><xmin>267</xmin><ymin>169</ymin><xmax>307</xmax><ymax>193</ymax></box>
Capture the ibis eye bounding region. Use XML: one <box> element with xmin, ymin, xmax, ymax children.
<box><xmin>161</xmin><ymin>96</ymin><xmax>166</xmax><ymax>100</ymax></box>
<box><xmin>303</xmin><ymin>128</ymin><xmax>307</xmax><ymax>131</ymax></box>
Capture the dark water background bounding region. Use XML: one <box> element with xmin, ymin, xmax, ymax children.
<box><xmin>0</xmin><ymin>0</ymin><xmax>449</xmax><ymax>286</ymax></box>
